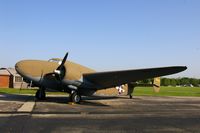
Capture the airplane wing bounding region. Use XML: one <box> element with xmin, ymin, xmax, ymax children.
<box><xmin>83</xmin><ymin>66</ymin><xmax>187</xmax><ymax>90</ymax></box>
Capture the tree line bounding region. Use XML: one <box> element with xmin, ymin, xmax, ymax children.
<box><xmin>161</xmin><ymin>78</ymin><xmax>200</xmax><ymax>87</ymax></box>
<box><xmin>138</xmin><ymin>78</ymin><xmax>200</xmax><ymax>87</ymax></box>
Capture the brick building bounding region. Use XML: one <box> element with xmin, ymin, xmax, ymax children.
<box><xmin>0</xmin><ymin>68</ymin><xmax>28</xmax><ymax>88</ymax></box>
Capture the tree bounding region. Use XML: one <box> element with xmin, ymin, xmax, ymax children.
<box><xmin>170</xmin><ymin>79</ymin><xmax>177</xmax><ymax>86</ymax></box>
<box><xmin>180</xmin><ymin>77</ymin><xmax>190</xmax><ymax>86</ymax></box>
<box><xmin>161</xmin><ymin>78</ymin><xmax>170</xmax><ymax>86</ymax></box>
<box><xmin>160</xmin><ymin>77</ymin><xmax>200</xmax><ymax>87</ymax></box>
<box><xmin>175</xmin><ymin>79</ymin><xmax>181</xmax><ymax>86</ymax></box>
<box><xmin>190</xmin><ymin>78</ymin><xmax>199</xmax><ymax>87</ymax></box>
<box><xmin>139</xmin><ymin>79</ymin><xmax>152</xmax><ymax>84</ymax></box>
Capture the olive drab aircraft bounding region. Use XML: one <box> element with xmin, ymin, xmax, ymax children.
<box><xmin>15</xmin><ymin>53</ymin><xmax>187</xmax><ymax>103</ymax></box>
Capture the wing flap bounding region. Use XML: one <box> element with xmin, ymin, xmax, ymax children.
<box><xmin>83</xmin><ymin>66</ymin><xmax>187</xmax><ymax>89</ymax></box>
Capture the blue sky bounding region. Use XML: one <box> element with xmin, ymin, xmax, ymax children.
<box><xmin>0</xmin><ymin>0</ymin><xmax>200</xmax><ymax>78</ymax></box>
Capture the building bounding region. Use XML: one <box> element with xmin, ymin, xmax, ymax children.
<box><xmin>0</xmin><ymin>69</ymin><xmax>12</xmax><ymax>88</ymax></box>
<box><xmin>0</xmin><ymin>68</ymin><xmax>28</xmax><ymax>88</ymax></box>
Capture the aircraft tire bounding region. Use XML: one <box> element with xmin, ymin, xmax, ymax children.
<box><xmin>71</xmin><ymin>92</ymin><xmax>81</xmax><ymax>103</ymax></box>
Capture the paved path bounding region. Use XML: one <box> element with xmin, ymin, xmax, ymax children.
<box><xmin>0</xmin><ymin>94</ymin><xmax>200</xmax><ymax>132</ymax></box>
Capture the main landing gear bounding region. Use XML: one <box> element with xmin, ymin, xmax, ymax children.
<box><xmin>128</xmin><ymin>83</ymin><xmax>135</xmax><ymax>99</ymax></box>
<box><xmin>70</xmin><ymin>91</ymin><xmax>81</xmax><ymax>103</ymax></box>
<box><xmin>35</xmin><ymin>88</ymin><xmax>46</xmax><ymax>100</ymax></box>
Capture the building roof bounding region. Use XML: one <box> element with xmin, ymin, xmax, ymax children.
<box><xmin>0</xmin><ymin>69</ymin><xmax>11</xmax><ymax>76</ymax></box>
<box><xmin>0</xmin><ymin>68</ymin><xmax>20</xmax><ymax>76</ymax></box>
<box><xmin>7</xmin><ymin>68</ymin><xmax>20</xmax><ymax>76</ymax></box>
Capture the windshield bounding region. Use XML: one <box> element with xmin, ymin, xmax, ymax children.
<box><xmin>48</xmin><ymin>58</ymin><xmax>62</xmax><ymax>64</ymax></box>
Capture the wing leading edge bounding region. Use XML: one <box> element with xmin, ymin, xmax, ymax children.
<box><xmin>83</xmin><ymin>66</ymin><xmax>187</xmax><ymax>90</ymax></box>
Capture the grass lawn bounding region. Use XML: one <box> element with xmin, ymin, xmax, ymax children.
<box><xmin>0</xmin><ymin>87</ymin><xmax>200</xmax><ymax>97</ymax></box>
<box><xmin>134</xmin><ymin>87</ymin><xmax>200</xmax><ymax>97</ymax></box>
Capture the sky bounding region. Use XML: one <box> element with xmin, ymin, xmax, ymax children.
<box><xmin>0</xmin><ymin>0</ymin><xmax>200</xmax><ymax>78</ymax></box>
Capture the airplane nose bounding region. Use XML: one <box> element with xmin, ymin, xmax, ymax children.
<box><xmin>15</xmin><ymin>60</ymin><xmax>28</xmax><ymax>76</ymax></box>
<box><xmin>15</xmin><ymin>60</ymin><xmax>43</xmax><ymax>81</ymax></box>
<box><xmin>15</xmin><ymin>60</ymin><xmax>40</xmax><ymax>77</ymax></box>
<box><xmin>15</xmin><ymin>61</ymin><xmax>21</xmax><ymax>73</ymax></box>
<box><xmin>15</xmin><ymin>60</ymin><xmax>59</xmax><ymax>80</ymax></box>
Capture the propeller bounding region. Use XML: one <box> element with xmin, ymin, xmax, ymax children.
<box><xmin>46</xmin><ymin>52</ymin><xmax>68</xmax><ymax>81</ymax></box>
<box><xmin>54</xmin><ymin>52</ymin><xmax>68</xmax><ymax>75</ymax></box>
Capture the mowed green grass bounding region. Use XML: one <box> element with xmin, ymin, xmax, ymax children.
<box><xmin>134</xmin><ymin>87</ymin><xmax>200</xmax><ymax>97</ymax></box>
<box><xmin>0</xmin><ymin>87</ymin><xmax>200</xmax><ymax>97</ymax></box>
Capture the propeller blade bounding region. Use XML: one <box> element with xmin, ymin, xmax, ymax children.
<box><xmin>57</xmin><ymin>52</ymin><xmax>68</xmax><ymax>70</ymax></box>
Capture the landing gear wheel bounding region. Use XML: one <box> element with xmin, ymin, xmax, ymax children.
<box><xmin>70</xmin><ymin>92</ymin><xmax>81</xmax><ymax>103</ymax></box>
<box><xmin>35</xmin><ymin>89</ymin><xmax>46</xmax><ymax>100</ymax></box>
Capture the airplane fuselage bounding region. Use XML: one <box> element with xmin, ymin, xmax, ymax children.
<box><xmin>15</xmin><ymin>60</ymin><xmax>125</xmax><ymax>96</ymax></box>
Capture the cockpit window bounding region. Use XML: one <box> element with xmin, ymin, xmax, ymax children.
<box><xmin>48</xmin><ymin>58</ymin><xmax>62</xmax><ymax>64</ymax></box>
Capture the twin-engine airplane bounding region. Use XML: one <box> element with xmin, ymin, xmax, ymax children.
<box><xmin>15</xmin><ymin>53</ymin><xmax>187</xmax><ymax>103</ymax></box>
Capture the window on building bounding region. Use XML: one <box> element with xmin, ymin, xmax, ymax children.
<box><xmin>15</xmin><ymin>76</ymin><xmax>23</xmax><ymax>82</ymax></box>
